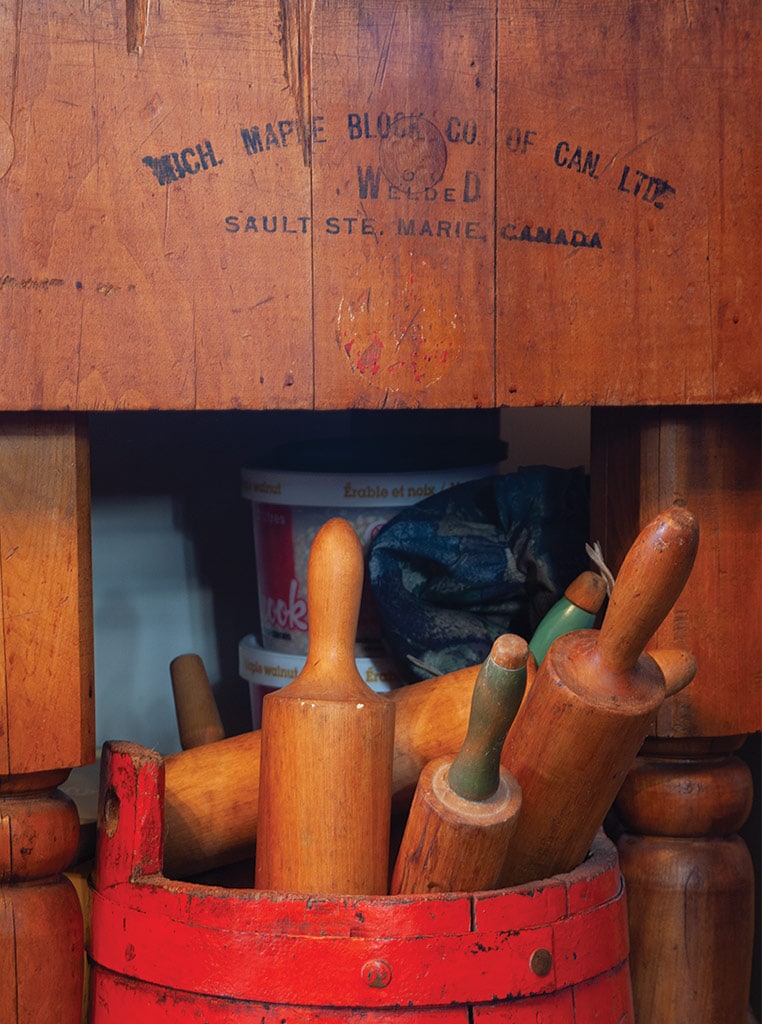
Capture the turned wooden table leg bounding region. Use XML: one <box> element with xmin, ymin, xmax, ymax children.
<box><xmin>591</xmin><ymin>405</ymin><xmax>761</xmax><ymax>1024</ymax></box>
<box><xmin>615</xmin><ymin>737</ymin><xmax>755</xmax><ymax>1023</ymax></box>
<box><xmin>0</xmin><ymin>415</ymin><xmax>94</xmax><ymax>1024</ymax></box>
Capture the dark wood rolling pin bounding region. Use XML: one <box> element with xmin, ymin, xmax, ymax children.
<box><xmin>169</xmin><ymin>653</ymin><xmax>225</xmax><ymax>749</ymax></box>
<box><xmin>391</xmin><ymin>634</ymin><xmax>526</xmax><ymax>895</ymax></box>
<box><xmin>498</xmin><ymin>503</ymin><xmax>700</xmax><ymax>888</ymax></box>
<box><xmin>255</xmin><ymin>517</ymin><xmax>395</xmax><ymax>895</ymax></box>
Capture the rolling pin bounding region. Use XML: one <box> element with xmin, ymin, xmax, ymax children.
<box><xmin>391</xmin><ymin>634</ymin><xmax>526</xmax><ymax>894</ymax></box>
<box><xmin>254</xmin><ymin>517</ymin><xmax>395</xmax><ymax>895</ymax></box>
<box><xmin>528</xmin><ymin>570</ymin><xmax>607</xmax><ymax>665</ymax></box>
<box><xmin>498</xmin><ymin>503</ymin><xmax>700</xmax><ymax>887</ymax></box>
<box><xmin>160</xmin><ymin>574</ymin><xmax>592</xmax><ymax>879</ymax></box>
<box><xmin>163</xmin><ymin>661</ymin><xmax>479</xmax><ymax>878</ymax></box>
<box><xmin>169</xmin><ymin>653</ymin><xmax>225</xmax><ymax>749</ymax></box>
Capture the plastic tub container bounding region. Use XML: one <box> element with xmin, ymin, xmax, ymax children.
<box><xmin>242</xmin><ymin>437</ymin><xmax>504</xmax><ymax>658</ymax></box>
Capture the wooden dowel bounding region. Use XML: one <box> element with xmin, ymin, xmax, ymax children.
<box><xmin>170</xmin><ymin>654</ymin><xmax>225</xmax><ymax>750</ymax></box>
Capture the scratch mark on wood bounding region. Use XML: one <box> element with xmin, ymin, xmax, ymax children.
<box><xmin>9</xmin><ymin>0</ymin><xmax>24</xmax><ymax>129</ymax></box>
<box><xmin>163</xmin><ymin>187</ymin><xmax>170</xmax><ymax>250</ymax></box>
<box><xmin>396</xmin><ymin>307</ymin><xmax>421</xmax><ymax>349</ymax></box>
<box><xmin>89</xmin><ymin>31</ymin><xmax>102</xmax><ymax>185</ymax></box>
<box><xmin>75</xmin><ymin>304</ymin><xmax>84</xmax><ymax>408</ymax></box>
<box><xmin>595</xmin><ymin>150</ymin><xmax>619</xmax><ymax>180</ymax></box>
<box><xmin>135</xmin><ymin>109</ymin><xmax>174</xmax><ymax>154</ymax></box>
<box><xmin>126</xmin><ymin>0</ymin><xmax>150</xmax><ymax>55</ymax></box>
<box><xmin>368</xmin><ymin>3</ymin><xmax>399</xmax><ymax>103</ymax></box>
<box><xmin>279</xmin><ymin>0</ymin><xmax>312</xmax><ymax>167</ymax></box>
<box><xmin>706</xmin><ymin>225</ymin><xmax>717</xmax><ymax>400</ymax></box>
<box><xmin>621</xmin><ymin>127</ymin><xmax>668</xmax><ymax>160</ymax></box>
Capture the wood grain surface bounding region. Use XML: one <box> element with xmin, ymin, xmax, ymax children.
<box><xmin>0</xmin><ymin>415</ymin><xmax>94</xmax><ymax>774</ymax></box>
<box><xmin>311</xmin><ymin>0</ymin><xmax>497</xmax><ymax>409</ymax></box>
<box><xmin>0</xmin><ymin>0</ymin><xmax>313</xmax><ymax>410</ymax></box>
<box><xmin>496</xmin><ymin>0</ymin><xmax>760</xmax><ymax>405</ymax></box>
<box><xmin>591</xmin><ymin>405</ymin><xmax>762</xmax><ymax>737</ymax></box>
<box><xmin>0</xmin><ymin>1</ymin><xmax>757</xmax><ymax>409</ymax></box>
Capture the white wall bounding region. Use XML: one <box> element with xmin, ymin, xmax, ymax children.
<box><xmin>92</xmin><ymin>494</ymin><xmax>224</xmax><ymax>755</ymax></box>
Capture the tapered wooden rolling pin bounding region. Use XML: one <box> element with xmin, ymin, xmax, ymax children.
<box><xmin>170</xmin><ymin>653</ymin><xmax>225</xmax><ymax>749</ymax></box>
<box><xmin>255</xmin><ymin>517</ymin><xmax>395</xmax><ymax>895</ymax></box>
<box><xmin>391</xmin><ymin>634</ymin><xmax>526</xmax><ymax>895</ymax></box>
<box><xmin>498</xmin><ymin>503</ymin><xmax>700</xmax><ymax>888</ymax></box>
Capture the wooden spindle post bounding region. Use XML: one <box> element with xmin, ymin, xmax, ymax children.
<box><xmin>0</xmin><ymin>414</ymin><xmax>95</xmax><ymax>1024</ymax></box>
<box><xmin>615</xmin><ymin>738</ymin><xmax>755</xmax><ymax>1023</ymax></box>
<box><xmin>591</xmin><ymin>405</ymin><xmax>761</xmax><ymax>1024</ymax></box>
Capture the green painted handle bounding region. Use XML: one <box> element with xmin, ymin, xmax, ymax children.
<box><xmin>447</xmin><ymin>634</ymin><xmax>528</xmax><ymax>802</ymax></box>
<box><xmin>529</xmin><ymin>570</ymin><xmax>607</xmax><ymax>665</ymax></box>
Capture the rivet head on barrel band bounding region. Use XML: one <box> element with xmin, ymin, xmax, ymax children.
<box><xmin>361</xmin><ymin>959</ymin><xmax>392</xmax><ymax>988</ymax></box>
<box><xmin>529</xmin><ymin>948</ymin><xmax>553</xmax><ymax>977</ymax></box>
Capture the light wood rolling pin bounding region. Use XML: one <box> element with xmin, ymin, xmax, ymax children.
<box><xmin>170</xmin><ymin>653</ymin><xmax>225</xmax><ymax>749</ymax></box>
<box><xmin>391</xmin><ymin>634</ymin><xmax>526</xmax><ymax>895</ymax></box>
<box><xmin>254</xmin><ymin>517</ymin><xmax>395</xmax><ymax>895</ymax></box>
<box><xmin>498</xmin><ymin>503</ymin><xmax>700</xmax><ymax>888</ymax></box>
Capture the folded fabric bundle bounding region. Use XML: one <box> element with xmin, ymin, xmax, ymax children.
<box><xmin>368</xmin><ymin>466</ymin><xmax>591</xmax><ymax>680</ymax></box>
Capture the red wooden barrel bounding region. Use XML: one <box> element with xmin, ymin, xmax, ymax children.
<box><xmin>88</xmin><ymin>742</ymin><xmax>634</xmax><ymax>1022</ymax></box>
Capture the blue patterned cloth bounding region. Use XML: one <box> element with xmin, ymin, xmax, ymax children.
<box><xmin>368</xmin><ymin>467</ymin><xmax>590</xmax><ymax>680</ymax></box>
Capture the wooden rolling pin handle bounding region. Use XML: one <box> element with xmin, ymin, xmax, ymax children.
<box><xmin>298</xmin><ymin>516</ymin><xmax>365</xmax><ymax>691</ymax></box>
<box><xmin>647</xmin><ymin>647</ymin><xmax>697</xmax><ymax>700</ymax></box>
<box><xmin>565</xmin><ymin>570</ymin><xmax>609</xmax><ymax>614</ymax></box>
<box><xmin>597</xmin><ymin>504</ymin><xmax>699</xmax><ymax>674</ymax></box>
<box><xmin>170</xmin><ymin>653</ymin><xmax>225</xmax><ymax>749</ymax></box>
<box><xmin>447</xmin><ymin>634</ymin><xmax>528</xmax><ymax>802</ymax></box>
